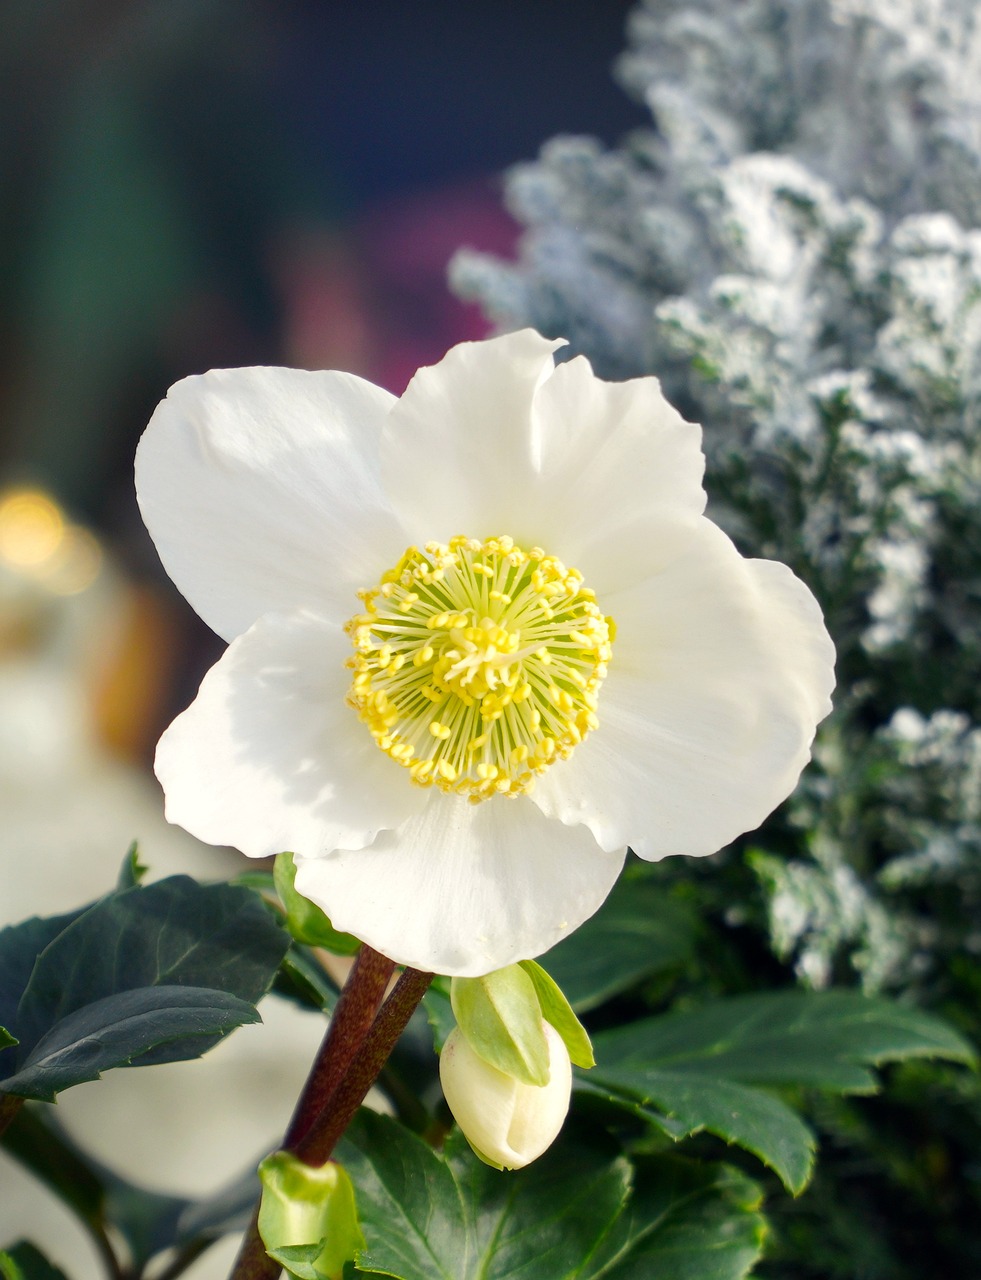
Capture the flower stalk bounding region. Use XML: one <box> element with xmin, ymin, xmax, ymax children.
<box><xmin>228</xmin><ymin>952</ymin><xmax>432</xmax><ymax>1280</ymax></box>
<box><xmin>283</xmin><ymin>945</ymin><xmax>396</xmax><ymax>1149</ymax></box>
<box><xmin>296</xmin><ymin>966</ymin><xmax>433</xmax><ymax>1166</ymax></box>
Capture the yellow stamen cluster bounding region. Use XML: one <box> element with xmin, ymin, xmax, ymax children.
<box><xmin>346</xmin><ymin>535</ymin><xmax>614</xmax><ymax>802</ymax></box>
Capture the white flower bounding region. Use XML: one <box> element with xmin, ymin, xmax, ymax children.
<box><xmin>439</xmin><ymin>1020</ymin><xmax>572</xmax><ymax>1170</ymax></box>
<box><xmin>136</xmin><ymin>330</ymin><xmax>835</xmax><ymax>977</ymax></box>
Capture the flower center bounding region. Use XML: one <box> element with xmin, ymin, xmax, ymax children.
<box><xmin>346</xmin><ymin>535</ymin><xmax>614</xmax><ymax>802</ymax></box>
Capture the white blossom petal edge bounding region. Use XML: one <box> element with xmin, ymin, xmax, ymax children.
<box><xmin>137</xmin><ymin>330</ymin><xmax>835</xmax><ymax>976</ymax></box>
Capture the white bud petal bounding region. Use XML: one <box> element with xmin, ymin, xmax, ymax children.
<box><xmin>439</xmin><ymin>1020</ymin><xmax>572</xmax><ymax>1169</ymax></box>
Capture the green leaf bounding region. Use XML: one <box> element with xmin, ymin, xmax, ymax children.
<box><xmin>100</xmin><ymin>1180</ymin><xmax>187</xmax><ymax>1271</ymax></box>
<box><xmin>578</xmin><ymin>1070</ymin><xmax>815</xmax><ymax>1194</ymax></box>
<box><xmin>0</xmin><ymin>910</ymin><xmax>84</xmax><ymax>1045</ymax></box>
<box><xmin>1</xmin><ymin>1107</ymin><xmax>187</xmax><ymax>1267</ymax></box>
<box><xmin>11</xmin><ymin>876</ymin><xmax>288</xmax><ymax>1065</ymax></box>
<box><xmin>230</xmin><ymin>869</ymin><xmax>278</xmax><ymax>894</ymax></box>
<box><xmin>274</xmin><ymin>854</ymin><xmax>361</xmax><ymax>954</ymax></box>
<box><xmin>584</xmin><ymin>990</ymin><xmax>974</xmax><ymax>1195</ymax></box>
<box><xmin>450</xmin><ymin>966</ymin><xmax>549</xmax><ymax>1086</ymax></box>
<box><xmin>589</xmin><ymin>1158</ymin><xmax>767</xmax><ymax>1280</ymax></box>
<box><xmin>272</xmin><ymin>945</ymin><xmax>339</xmax><ymax>1015</ymax></box>
<box><xmin>422</xmin><ymin>982</ymin><xmax>455</xmax><ymax>1053</ymax></box>
<box><xmin>338</xmin><ymin>1113</ymin><xmax>765</xmax><ymax>1280</ymax></box>
<box><xmin>0</xmin><ymin>986</ymin><xmax>260</xmax><ymax>1101</ymax></box>
<box><xmin>538</xmin><ymin>875</ymin><xmax>698</xmax><ymax>1012</ymax></box>
<box><xmin>0</xmin><ymin>1106</ymin><xmax>106</xmax><ymax>1232</ymax></box>
<box><xmin>0</xmin><ymin>1244</ymin><xmax>70</xmax><ymax>1280</ymax></box>
<box><xmin>174</xmin><ymin>1166</ymin><xmax>260</xmax><ymax>1242</ymax></box>
<box><xmin>519</xmin><ymin>960</ymin><xmax>595</xmax><ymax>1069</ymax></box>
<box><xmin>339</xmin><ymin>1113</ymin><xmax>631</xmax><ymax>1279</ymax></box>
<box><xmin>0</xmin><ymin>1028</ymin><xmax>16</xmax><ymax>1052</ymax></box>
<box><xmin>1</xmin><ymin>1106</ymin><xmax>252</xmax><ymax>1266</ymax></box>
<box><xmin>116</xmin><ymin>843</ymin><xmax>148</xmax><ymax>890</ymax></box>
<box><xmin>593</xmin><ymin>991</ymin><xmax>976</xmax><ymax>1092</ymax></box>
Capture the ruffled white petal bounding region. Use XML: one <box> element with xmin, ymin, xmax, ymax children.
<box><xmin>155</xmin><ymin>611</ymin><xmax>426</xmax><ymax>858</ymax></box>
<box><xmin>380</xmin><ymin>330</ymin><xmax>565</xmax><ymax>546</ymax></box>
<box><xmin>136</xmin><ymin>367</ymin><xmax>403</xmax><ymax>641</ymax></box>
<box><xmin>293</xmin><ymin>793</ymin><xmax>626</xmax><ymax>976</ymax></box>
<box><xmin>523</xmin><ymin>354</ymin><xmax>707</xmax><ymax>573</ymax></box>
<box><xmin>380</xmin><ymin>332</ymin><xmax>706</xmax><ymax>564</ymax></box>
<box><xmin>532</xmin><ymin>517</ymin><xmax>835</xmax><ymax>859</ymax></box>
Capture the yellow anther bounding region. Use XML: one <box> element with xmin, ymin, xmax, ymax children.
<box><xmin>346</xmin><ymin>534</ymin><xmax>613</xmax><ymax>801</ymax></box>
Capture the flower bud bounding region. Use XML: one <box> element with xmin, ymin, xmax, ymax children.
<box><xmin>257</xmin><ymin>1150</ymin><xmax>364</xmax><ymax>1279</ymax></box>
<box><xmin>439</xmin><ymin>1019</ymin><xmax>572</xmax><ymax>1170</ymax></box>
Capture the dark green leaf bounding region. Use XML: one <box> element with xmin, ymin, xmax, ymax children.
<box><xmin>0</xmin><ymin>986</ymin><xmax>259</xmax><ymax>1101</ymax></box>
<box><xmin>584</xmin><ymin>990</ymin><xmax>973</xmax><ymax>1194</ymax></box>
<box><xmin>0</xmin><ymin>1106</ymin><xmax>106</xmax><ymax>1230</ymax></box>
<box><xmin>0</xmin><ymin>1243</ymin><xmax>70</xmax><ymax>1280</ymax></box>
<box><xmin>340</xmin><ymin>1112</ymin><xmax>764</xmax><ymax>1280</ymax></box>
<box><xmin>0</xmin><ymin>911</ymin><xmax>83</xmax><ymax>1045</ymax></box>
<box><xmin>12</xmin><ymin>876</ymin><xmax>288</xmax><ymax>1063</ymax></box>
<box><xmin>175</xmin><ymin>1166</ymin><xmax>260</xmax><ymax>1242</ymax></box>
<box><xmin>578</xmin><ymin>1069</ymin><xmax>815</xmax><ymax>1193</ymax></box>
<box><xmin>101</xmin><ymin>1182</ymin><xmax>187</xmax><ymax>1271</ymax></box>
<box><xmin>589</xmin><ymin>1158</ymin><xmax>767</xmax><ymax>1280</ymax></box>
<box><xmin>1</xmin><ymin>1106</ymin><xmax>251</xmax><ymax>1265</ymax></box>
<box><xmin>272</xmin><ymin>945</ymin><xmax>338</xmax><ymax>1015</ymax></box>
<box><xmin>538</xmin><ymin>876</ymin><xmax>698</xmax><ymax>1012</ymax></box>
<box><xmin>593</xmin><ymin>991</ymin><xmax>975</xmax><ymax>1092</ymax></box>
<box><xmin>339</xmin><ymin>1113</ymin><xmax>631</xmax><ymax>1279</ymax></box>
<box><xmin>422</xmin><ymin>984</ymin><xmax>455</xmax><ymax>1053</ymax></box>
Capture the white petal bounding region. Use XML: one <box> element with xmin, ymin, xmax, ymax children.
<box><xmin>293</xmin><ymin>793</ymin><xmax>626</xmax><ymax>976</ymax></box>
<box><xmin>155</xmin><ymin>611</ymin><xmax>426</xmax><ymax>858</ymax></box>
<box><xmin>380</xmin><ymin>333</ymin><xmax>705</xmax><ymax>566</ymax></box>
<box><xmin>533</xmin><ymin>518</ymin><xmax>835</xmax><ymax>858</ymax></box>
<box><xmin>380</xmin><ymin>330</ymin><xmax>565</xmax><ymax>546</ymax></box>
<box><xmin>524</xmin><ymin>354</ymin><xmax>707</xmax><ymax>572</ymax></box>
<box><xmin>136</xmin><ymin>367</ymin><xmax>403</xmax><ymax>641</ymax></box>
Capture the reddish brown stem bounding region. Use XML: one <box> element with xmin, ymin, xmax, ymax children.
<box><xmin>296</xmin><ymin>967</ymin><xmax>434</xmax><ymax>1165</ymax></box>
<box><xmin>283</xmin><ymin>946</ymin><xmax>396</xmax><ymax>1149</ymax></box>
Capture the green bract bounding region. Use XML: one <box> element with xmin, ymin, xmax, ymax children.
<box><xmin>258</xmin><ymin>1151</ymin><xmax>364</xmax><ymax>1280</ymax></box>
<box><xmin>273</xmin><ymin>853</ymin><xmax>360</xmax><ymax>954</ymax></box>
<box><xmin>450</xmin><ymin>965</ymin><xmax>550</xmax><ymax>1086</ymax></box>
<box><xmin>518</xmin><ymin>959</ymin><xmax>595</xmax><ymax>1069</ymax></box>
<box><xmin>450</xmin><ymin>962</ymin><xmax>594</xmax><ymax>1084</ymax></box>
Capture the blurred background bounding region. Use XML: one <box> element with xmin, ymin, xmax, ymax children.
<box><xmin>0</xmin><ymin>2</ymin><xmax>638</xmax><ymax>1271</ymax></box>
<box><xmin>0</xmin><ymin>0</ymin><xmax>641</xmax><ymax>780</ymax></box>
